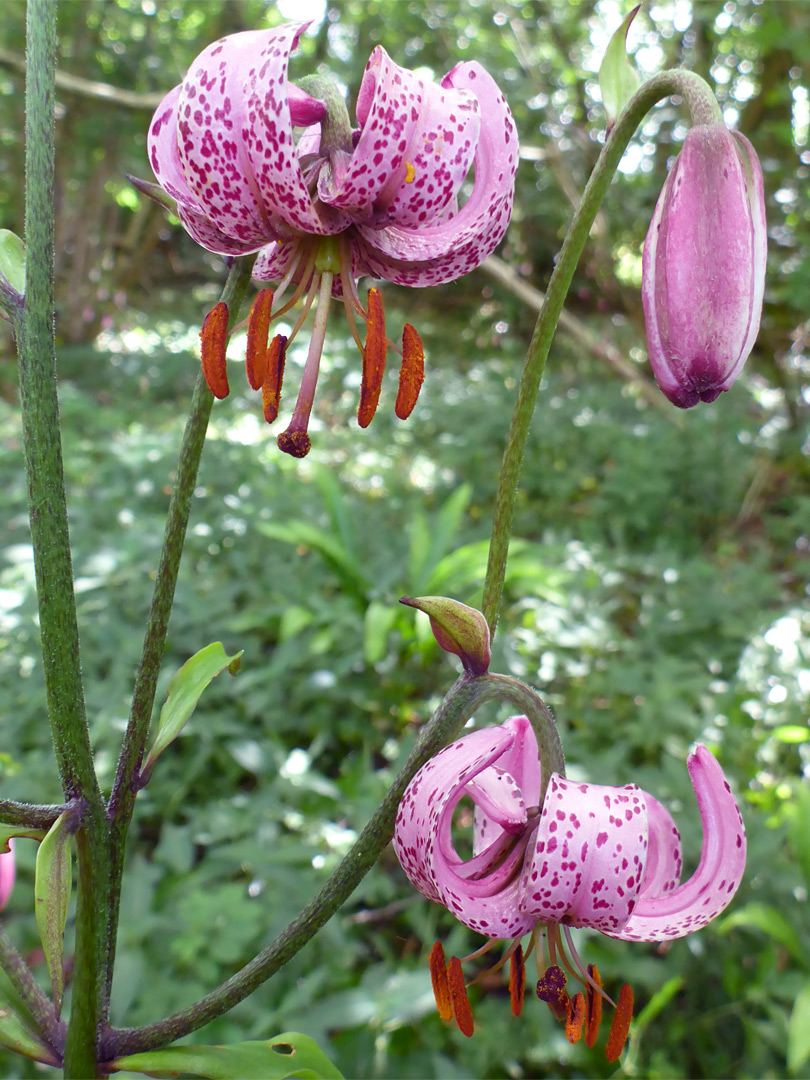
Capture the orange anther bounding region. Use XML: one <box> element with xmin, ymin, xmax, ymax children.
<box><xmin>585</xmin><ymin>964</ymin><xmax>603</xmax><ymax>1049</ymax></box>
<box><xmin>200</xmin><ymin>301</ymin><xmax>230</xmax><ymax>399</ymax></box>
<box><xmin>605</xmin><ymin>983</ymin><xmax>634</xmax><ymax>1062</ymax></box>
<box><xmin>447</xmin><ymin>956</ymin><xmax>474</xmax><ymax>1037</ymax></box>
<box><xmin>509</xmin><ymin>944</ymin><xmax>525</xmax><ymax>1017</ymax></box>
<box><xmin>395</xmin><ymin>324</ymin><xmax>425</xmax><ymax>420</ymax></box>
<box><xmin>261</xmin><ymin>334</ymin><xmax>287</xmax><ymax>423</ymax></box>
<box><xmin>565</xmin><ymin>991</ymin><xmax>585</xmax><ymax>1044</ymax></box>
<box><xmin>246</xmin><ymin>288</ymin><xmax>274</xmax><ymax>390</ymax></box>
<box><xmin>357</xmin><ymin>287</ymin><xmax>386</xmax><ymax>428</ymax></box>
<box><xmin>429</xmin><ymin>942</ymin><xmax>453</xmax><ymax>1022</ymax></box>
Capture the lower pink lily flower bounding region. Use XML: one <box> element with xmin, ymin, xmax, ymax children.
<box><xmin>394</xmin><ymin>716</ymin><xmax>746</xmax><ymax>1057</ymax></box>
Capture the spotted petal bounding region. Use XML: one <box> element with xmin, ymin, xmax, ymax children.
<box><xmin>519</xmin><ymin>776</ymin><xmax>648</xmax><ymax>934</ymax></box>
<box><xmin>356</xmin><ymin>61</ymin><xmax>518</xmax><ymax>286</ymax></box>
<box><xmin>394</xmin><ymin>718</ymin><xmax>539</xmax><ymax>939</ymax></box>
<box><xmin>607</xmin><ymin>744</ymin><xmax>746</xmax><ymax>941</ymax></box>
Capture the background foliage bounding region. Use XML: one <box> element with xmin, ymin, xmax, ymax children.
<box><xmin>1</xmin><ymin>1</ymin><xmax>809</xmax><ymax>1077</ymax></box>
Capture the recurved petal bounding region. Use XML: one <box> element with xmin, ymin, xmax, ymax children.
<box><xmin>394</xmin><ymin>725</ymin><xmax>516</xmax><ymax>903</ymax></box>
<box><xmin>176</xmin><ymin>29</ymin><xmax>294</xmax><ymax>247</ymax></box>
<box><xmin>519</xmin><ymin>776</ymin><xmax>648</xmax><ymax>935</ymax></box>
<box><xmin>607</xmin><ymin>745</ymin><xmax>746</xmax><ymax>941</ymax></box>
<box><xmin>636</xmin><ymin>793</ymin><xmax>682</xmax><ymax>900</ymax></box>
<box><xmin>355</xmin><ymin>60</ymin><xmax>518</xmax><ymax>286</ymax></box>
<box><xmin>320</xmin><ymin>47</ymin><xmax>422</xmax><ymax>217</ymax></box>
<box><xmin>148</xmin><ymin>85</ymin><xmax>207</xmax><ymax>209</ymax></box>
<box><xmin>243</xmin><ymin>26</ymin><xmax>345</xmax><ymax>235</ymax></box>
<box><xmin>472</xmin><ymin>715</ymin><xmax>541</xmax><ymax>856</ymax></box>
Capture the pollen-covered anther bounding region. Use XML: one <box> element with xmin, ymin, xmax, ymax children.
<box><xmin>565</xmin><ymin>991</ymin><xmax>586</xmax><ymax>1044</ymax></box>
<box><xmin>246</xmin><ymin>288</ymin><xmax>274</xmax><ymax>390</ymax></box>
<box><xmin>447</xmin><ymin>956</ymin><xmax>474</xmax><ymax>1037</ymax></box>
<box><xmin>200</xmin><ymin>301</ymin><xmax>230</xmax><ymax>399</ymax></box>
<box><xmin>395</xmin><ymin>324</ymin><xmax>425</xmax><ymax>420</ymax></box>
<box><xmin>262</xmin><ymin>335</ymin><xmax>287</xmax><ymax>424</ymax></box>
<box><xmin>509</xmin><ymin>944</ymin><xmax>525</xmax><ymax>1017</ymax></box>
<box><xmin>429</xmin><ymin>942</ymin><xmax>453</xmax><ymax>1022</ymax></box>
<box><xmin>357</xmin><ymin>287</ymin><xmax>387</xmax><ymax>429</ymax></box>
<box><xmin>605</xmin><ymin>984</ymin><xmax>634</xmax><ymax>1062</ymax></box>
<box><xmin>536</xmin><ymin>965</ymin><xmax>570</xmax><ymax>1023</ymax></box>
<box><xmin>584</xmin><ymin>964</ymin><xmax>604</xmax><ymax>1049</ymax></box>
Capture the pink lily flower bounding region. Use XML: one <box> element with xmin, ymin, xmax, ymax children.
<box><xmin>148</xmin><ymin>23</ymin><xmax>517</xmax><ymax>454</ymax></box>
<box><xmin>394</xmin><ymin>715</ymin><xmax>745</xmax><ymax>1054</ymax></box>
<box><xmin>642</xmin><ymin>123</ymin><xmax>766</xmax><ymax>408</ymax></box>
<box><xmin>0</xmin><ymin>839</ymin><xmax>15</xmax><ymax>911</ymax></box>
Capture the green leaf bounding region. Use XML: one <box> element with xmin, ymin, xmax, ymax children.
<box><xmin>788</xmin><ymin>782</ymin><xmax>810</xmax><ymax>890</ymax></box>
<box><xmin>0</xmin><ymin>823</ymin><xmax>46</xmax><ymax>853</ymax></box>
<box><xmin>773</xmin><ymin>724</ymin><xmax>809</xmax><ymax>743</ymax></box>
<box><xmin>0</xmin><ymin>1000</ymin><xmax>59</xmax><ymax>1066</ymax></box>
<box><xmin>0</xmin><ymin>229</ymin><xmax>26</xmax><ymax>295</ymax></box>
<box><xmin>364</xmin><ymin>600</ymin><xmax>398</xmax><ymax>665</ymax></box>
<box><xmin>259</xmin><ymin>520</ymin><xmax>370</xmax><ymax>601</ymax></box>
<box><xmin>788</xmin><ymin>981</ymin><xmax>810</xmax><ymax>1074</ymax></box>
<box><xmin>142</xmin><ymin>643</ymin><xmax>243</xmax><ymax>781</ymax></box>
<box><xmin>34</xmin><ymin>810</ymin><xmax>73</xmax><ymax>1016</ymax></box>
<box><xmin>718</xmin><ymin>901</ymin><xmax>807</xmax><ymax>964</ymax></box>
<box><xmin>111</xmin><ymin>1033</ymin><xmax>344</xmax><ymax>1079</ymax></box>
<box><xmin>598</xmin><ymin>5</ymin><xmax>641</xmax><ymax>131</ymax></box>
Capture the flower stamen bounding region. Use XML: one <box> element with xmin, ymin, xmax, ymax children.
<box><xmin>584</xmin><ymin>964</ymin><xmax>604</xmax><ymax>1049</ymax></box>
<box><xmin>246</xmin><ymin>288</ymin><xmax>274</xmax><ymax>390</ymax></box>
<box><xmin>262</xmin><ymin>335</ymin><xmax>287</xmax><ymax>423</ymax></box>
<box><xmin>395</xmin><ymin>324</ymin><xmax>425</xmax><ymax>420</ymax></box>
<box><xmin>509</xmin><ymin>944</ymin><xmax>525</xmax><ymax>1017</ymax></box>
<box><xmin>605</xmin><ymin>984</ymin><xmax>634</xmax><ymax>1062</ymax></box>
<box><xmin>357</xmin><ymin>287</ymin><xmax>387</xmax><ymax>428</ymax></box>
<box><xmin>447</xmin><ymin>956</ymin><xmax>474</xmax><ymax>1037</ymax></box>
<box><xmin>565</xmin><ymin>991</ymin><xmax>586</xmax><ymax>1044</ymax></box>
<box><xmin>428</xmin><ymin>942</ymin><xmax>453</xmax><ymax>1022</ymax></box>
<box><xmin>200</xmin><ymin>301</ymin><xmax>230</xmax><ymax>399</ymax></box>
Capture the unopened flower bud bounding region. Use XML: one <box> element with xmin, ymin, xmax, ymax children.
<box><xmin>400</xmin><ymin>595</ymin><xmax>491</xmax><ymax>675</ymax></box>
<box><xmin>642</xmin><ymin>123</ymin><xmax>766</xmax><ymax>408</ymax></box>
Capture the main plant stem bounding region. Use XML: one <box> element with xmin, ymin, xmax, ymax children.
<box><xmin>16</xmin><ymin>2</ymin><xmax>110</xmax><ymax>1075</ymax></box>
<box><xmin>481</xmin><ymin>69</ymin><xmax>722</xmax><ymax>635</ymax></box>
<box><xmin>105</xmin><ymin>257</ymin><xmax>255</xmax><ymax>1009</ymax></box>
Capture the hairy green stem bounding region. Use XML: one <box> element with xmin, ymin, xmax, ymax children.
<box><xmin>0</xmin><ymin>923</ymin><xmax>64</xmax><ymax>1058</ymax></box>
<box><xmin>481</xmin><ymin>69</ymin><xmax>721</xmax><ymax>635</ymax></box>
<box><xmin>104</xmin><ymin>256</ymin><xmax>256</xmax><ymax>1011</ymax></box>
<box><xmin>105</xmin><ymin>671</ymin><xmax>502</xmax><ymax>1057</ymax></box>
<box><xmin>0</xmin><ymin>802</ymin><xmax>65</xmax><ymax>829</ymax></box>
<box><xmin>16</xmin><ymin>2</ymin><xmax>111</xmax><ymax>1075</ymax></box>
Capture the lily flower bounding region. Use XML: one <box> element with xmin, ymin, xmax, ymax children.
<box><xmin>147</xmin><ymin>23</ymin><xmax>517</xmax><ymax>455</ymax></box>
<box><xmin>394</xmin><ymin>716</ymin><xmax>746</xmax><ymax>1057</ymax></box>
<box><xmin>642</xmin><ymin>122</ymin><xmax>766</xmax><ymax>408</ymax></box>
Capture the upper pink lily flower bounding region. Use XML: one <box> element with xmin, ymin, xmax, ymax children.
<box><xmin>394</xmin><ymin>715</ymin><xmax>745</xmax><ymax>1054</ymax></box>
<box><xmin>0</xmin><ymin>840</ymin><xmax>15</xmax><ymax>911</ymax></box>
<box><xmin>148</xmin><ymin>23</ymin><xmax>518</xmax><ymax>454</ymax></box>
<box><xmin>642</xmin><ymin>122</ymin><xmax>766</xmax><ymax>408</ymax></box>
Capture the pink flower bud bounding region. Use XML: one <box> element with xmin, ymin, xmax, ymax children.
<box><xmin>642</xmin><ymin>123</ymin><xmax>766</xmax><ymax>408</ymax></box>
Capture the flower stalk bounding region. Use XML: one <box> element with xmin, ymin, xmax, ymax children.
<box><xmin>482</xmin><ymin>69</ymin><xmax>722</xmax><ymax>635</ymax></box>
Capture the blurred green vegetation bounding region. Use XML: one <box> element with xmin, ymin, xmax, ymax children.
<box><xmin>0</xmin><ymin>1</ymin><xmax>809</xmax><ymax>1077</ymax></box>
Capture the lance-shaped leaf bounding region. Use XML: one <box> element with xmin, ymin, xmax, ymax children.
<box><xmin>141</xmin><ymin>642</ymin><xmax>243</xmax><ymax>784</ymax></box>
<box><xmin>110</xmin><ymin>1033</ymin><xmax>344</xmax><ymax>1079</ymax></box>
<box><xmin>34</xmin><ymin>810</ymin><xmax>73</xmax><ymax>1016</ymax></box>
<box><xmin>598</xmin><ymin>6</ymin><xmax>641</xmax><ymax>132</ymax></box>
<box><xmin>0</xmin><ymin>1000</ymin><xmax>60</xmax><ymax>1066</ymax></box>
